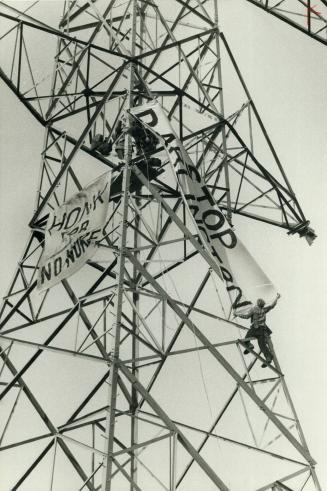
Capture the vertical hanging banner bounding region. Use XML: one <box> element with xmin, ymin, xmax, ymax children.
<box><xmin>37</xmin><ymin>173</ymin><xmax>111</xmax><ymax>291</ymax></box>
<box><xmin>130</xmin><ymin>101</ymin><xmax>276</xmax><ymax>313</ymax></box>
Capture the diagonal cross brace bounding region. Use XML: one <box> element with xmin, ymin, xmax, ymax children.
<box><xmin>0</xmin><ymin>350</ymin><xmax>96</xmax><ymax>490</ymax></box>
<box><xmin>125</xmin><ymin>250</ymin><xmax>316</xmax><ymax>467</ymax></box>
<box><xmin>117</xmin><ymin>358</ymin><xmax>230</xmax><ymax>490</ymax></box>
<box><xmin>29</xmin><ymin>63</ymin><xmax>127</xmax><ymax>227</ymax></box>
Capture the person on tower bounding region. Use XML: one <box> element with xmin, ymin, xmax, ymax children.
<box><xmin>110</xmin><ymin>117</ymin><xmax>162</xmax><ymax>202</ymax></box>
<box><xmin>235</xmin><ymin>293</ymin><xmax>281</xmax><ymax>367</ymax></box>
<box><xmin>90</xmin><ymin>133</ymin><xmax>113</xmax><ymax>156</ymax></box>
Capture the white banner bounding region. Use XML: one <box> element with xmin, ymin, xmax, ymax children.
<box><xmin>38</xmin><ymin>173</ymin><xmax>111</xmax><ymax>291</ymax></box>
<box><xmin>130</xmin><ymin>101</ymin><xmax>276</xmax><ymax>313</ymax></box>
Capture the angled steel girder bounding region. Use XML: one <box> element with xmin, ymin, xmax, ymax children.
<box><xmin>124</xmin><ymin>173</ymin><xmax>315</xmax><ymax>466</ymax></box>
<box><xmin>244</xmin><ymin>0</ymin><xmax>327</xmax><ymax>47</ymax></box>
<box><xmin>0</xmin><ymin>350</ymin><xmax>96</xmax><ymax>491</ymax></box>
<box><xmin>0</xmin><ymin>2</ymin><xmax>314</xmax><ymax>236</ymax></box>
<box><xmin>0</xmin><ymin>1</ymin><xmax>321</xmax><ymax>490</ymax></box>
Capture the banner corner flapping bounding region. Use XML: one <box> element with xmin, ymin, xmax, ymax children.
<box><xmin>130</xmin><ymin>101</ymin><xmax>277</xmax><ymax>315</ymax></box>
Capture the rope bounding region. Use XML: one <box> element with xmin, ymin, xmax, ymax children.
<box><xmin>74</xmin><ymin>301</ymin><xmax>81</xmax><ymax>352</ymax></box>
<box><xmin>209</xmin><ymin>267</ymin><xmax>227</xmax><ymax>318</ymax></box>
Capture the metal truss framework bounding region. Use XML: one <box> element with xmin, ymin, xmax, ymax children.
<box><xmin>0</xmin><ymin>1</ymin><xmax>321</xmax><ymax>490</ymax></box>
<box><xmin>244</xmin><ymin>0</ymin><xmax>327</xmax><ymax>47</ymax></box>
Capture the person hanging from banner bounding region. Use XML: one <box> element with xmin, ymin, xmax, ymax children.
<box><xmin>235</xmin><ymin>293</ymin><xmax>281</xmax><ymax>367</ymax></box>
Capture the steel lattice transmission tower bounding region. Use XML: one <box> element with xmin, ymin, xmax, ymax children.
<box><xmin>244</xmin><ymin>0</ymin><xmax>327</xmax><ymax>47</ymax></box>
<box><xmin>0</xmin><ymin>1</ymin><xmax>321</xmax><ymax>490</ymax></box>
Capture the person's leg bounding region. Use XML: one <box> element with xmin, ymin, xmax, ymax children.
<box><xmin>116</xmin><ymin>148</ymin><xmax>124</xmax><ymax>159</ymax></box>
<box><xmin>243</xmin><ymin>327</ymin><xmax>255</xmax><ymax>354</ymax></box>
<box><xmin>257</xmin><ymin>331</ymin><xmax>273</xmax><ymax>366</ymax></box>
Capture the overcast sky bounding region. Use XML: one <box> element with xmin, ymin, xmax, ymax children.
<box><xmin>0</xmin><ymin>0</ymin><xmax>327</xmax><ymax>489</ymax></box>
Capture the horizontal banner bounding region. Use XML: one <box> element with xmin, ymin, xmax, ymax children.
<box><xmin>38</xmin><ymin>172</ymin><xmax>111</xmax><ymax>291</ymax></box>
<box><xmin>130</xmin><ymin>101</ymin><xmax>276</xmax><ymax>313</ymax></box>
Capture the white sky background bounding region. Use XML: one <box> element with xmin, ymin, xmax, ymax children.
<box><xmin>0</xmin><ymin>0</ymin><xmax>327</xmax><ymax>488</ymax></box>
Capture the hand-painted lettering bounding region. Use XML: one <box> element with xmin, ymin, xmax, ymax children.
<box><xmin>54</xmin><ymin>257</ymin><xmax>62</xmax><ymax>276</ymax></box>
<box><xmin>135</xmin><ymin>108</ymin><xmax>158</xmax><ymax>127</ymax></box>
<box><xmin>48</xmin><ymin>213</ymin><xmax>66</xmax><ymax>235</ymax></box>
<box><xmin>210</xmin><ymin>228</ymin><xmax>237</xmax><ymax>249</ymax></box>
<box><xmin>197</xmin><ymin>186</ymin><xmax>215</xmax><ymax>206</ymax></box>
<box><xmin>202</xmin><ymin>209</ymin><xmax>224</xmax><ymax>231</ymax></box>
<box><xmin>227</xmin><ymin>285</ymin><xmax>251</xmax><ymax>309</ymax></box>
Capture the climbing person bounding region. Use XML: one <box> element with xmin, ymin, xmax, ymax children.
<box><xmin>235</xmin><ymin>293</ymin><xmax>281</xmax><ymax>367</ymax></box>
<box><xmin>113</xmin><ymin>118</ymin><xmax>127</xmax><ymax>159</ymax></box>
<box><xmin>109</xmin><ymin>116</ymin><xmax>162</xmax><ymax>201</ymax></box>
<box><xmin>90</xmin><ymin>134</ymin><xmax>112</xmax><ymax>156</ymax></box>
<box><xmin>127</xmin><ymin>119</ymin><xmax>159</xmax><ymax>156</ymax></box>
<box><xmin>90</xmin><ymin>133</ymin><xmax>104</xmax><ymax>151</ymax></box>
<box><xmin>110</xmin><ymin>157</ymin><xmax>162</xmax><ymax>202</ymax></box>
<box><xmin>114</xmin><ymin>115</ymin><xmax>159</xmax><ymax>160</ymax></box>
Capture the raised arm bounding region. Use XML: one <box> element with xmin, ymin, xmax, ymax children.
<box><xmin>264</xmin><ymin>293</ymin><xmax>281</xmax><ymax>313</ymax></box>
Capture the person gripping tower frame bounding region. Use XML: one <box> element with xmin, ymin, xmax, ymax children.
<box><xmin>235</xmin><ymin>293</ymin><xmax>281</xmax><ymax>367</ymax></box>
